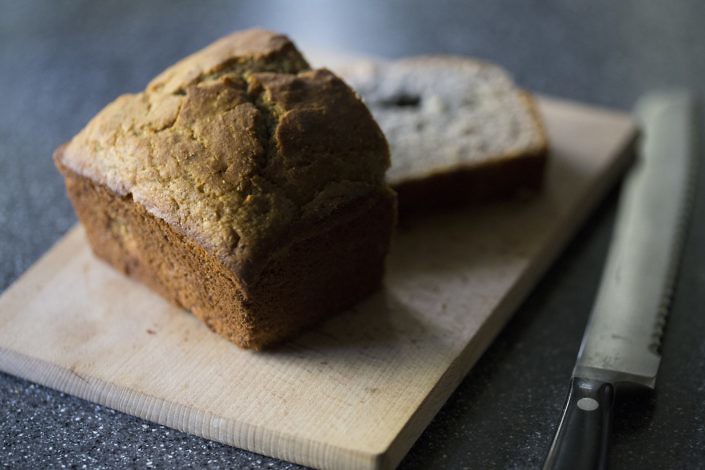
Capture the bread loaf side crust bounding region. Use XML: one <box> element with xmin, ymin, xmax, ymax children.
<box><xmin>393</xmin><ymin>149</ymin><xmax>546</xmax><ymax>216</ymax></box>
<box><xmin>57</xmin><ymin>156</ymin><xmax>396</xmax><ymax>349</ymax></box>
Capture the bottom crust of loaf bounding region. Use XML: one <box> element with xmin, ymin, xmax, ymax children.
<box><xmin>394</xmin><ymin>150</ymin><xmax>546</xmax><ymax>216</ymax></box>
<box><xmin>60</xmin><ymin>165</ymin><xmax>396</xmax><ymax>350</ymax></box>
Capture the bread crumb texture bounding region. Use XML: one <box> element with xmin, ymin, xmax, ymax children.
<box><xmin>58</xmin><ymin>29</ymin><xmax>390</xmax><ymax>285</ymax></box>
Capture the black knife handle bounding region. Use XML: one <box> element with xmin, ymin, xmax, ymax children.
<box><xmin>543</xmin><ymin>377</ymin><xmax>615</xmax><ymax>470</ymax></box>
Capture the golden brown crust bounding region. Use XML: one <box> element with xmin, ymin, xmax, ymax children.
<box><xmin>147</xmin><ymin>29</ymin><xmax>308</xmax><ymax>95</ymax></box>
<box><xmin>519</xmin><ymin>90</ymin><xmax>550</xmax><ymax>157</ymax></box>
<box><xmin>56</xmin><ymin>29</ymin><xmax>391</xmax><ymax>289</ymax></box>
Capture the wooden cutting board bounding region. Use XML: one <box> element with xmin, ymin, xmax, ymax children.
<box><xmin>0</xmin><ymin>97</ymin><xmax>636</xmax><ymax>470</ymax></box>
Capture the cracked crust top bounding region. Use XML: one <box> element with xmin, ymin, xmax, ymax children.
<box><xmin>56</xmin><ymin>29</ymin><xmax>391</xmax><ymax>287</ymax></box>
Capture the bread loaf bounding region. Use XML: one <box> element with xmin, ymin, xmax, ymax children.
<box><xmin>55</xmin><ymin>29</ymin><xmax>396</xmax><ymax>349</ymax></box>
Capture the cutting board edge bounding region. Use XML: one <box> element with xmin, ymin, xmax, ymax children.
<box><xmin>0</xmin><ymin>345</ymin><xmax>385</xmax><ymax>470</ymax></box>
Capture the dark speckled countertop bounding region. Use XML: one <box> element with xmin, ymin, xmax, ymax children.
<box><xmin>1</xmin><ymin>1</ymin><xmax>704</xmax><ymax>468</ymax></box>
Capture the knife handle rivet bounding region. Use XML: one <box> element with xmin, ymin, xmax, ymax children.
<box><xmin>577</xmin><ymin>397</ymin><xmax>599</xmax><ymax>411</ymax></box>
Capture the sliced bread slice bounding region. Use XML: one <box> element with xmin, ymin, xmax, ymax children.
<box><xmin>336</xmin><ymin>56</ymin><xmax>549</xmax><ymax>214</ymax></box>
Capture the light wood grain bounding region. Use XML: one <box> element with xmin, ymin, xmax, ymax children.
<box><xmin>0</xmin><ymin>97</ymin><xmax>636</xmax><ymax>470</ymax></box>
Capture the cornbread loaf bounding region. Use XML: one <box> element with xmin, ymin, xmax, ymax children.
<box><xmin>336</xmin><ymin>56</ymin><xmax>548</xmax><ymax>213</ymax></box>
<box><xmin>54</xmin><ymin>29</ymin><xmax>397</xmax><ymax>349</ymax></box>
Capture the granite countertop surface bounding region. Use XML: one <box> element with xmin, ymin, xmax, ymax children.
<box><xmin>1</xmin><ymin>1</ymin><xmax>704</xmax><ymax>468</ymax></box>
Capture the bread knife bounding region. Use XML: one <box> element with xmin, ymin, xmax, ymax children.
<box><xmin>543</xmin><ymin>91</ymin><xmax>699</xmax><ymax>470</ymax></box>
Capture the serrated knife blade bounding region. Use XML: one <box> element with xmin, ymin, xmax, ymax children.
<box><xmin>544</xmin><ymin>91</ymin><xmax>698</xmax><ymax>470</ymax></box>
<box><xmin>573</xmin><ymin>91</ymin><xmax>696</xmax><ymax>389</ymax></box>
